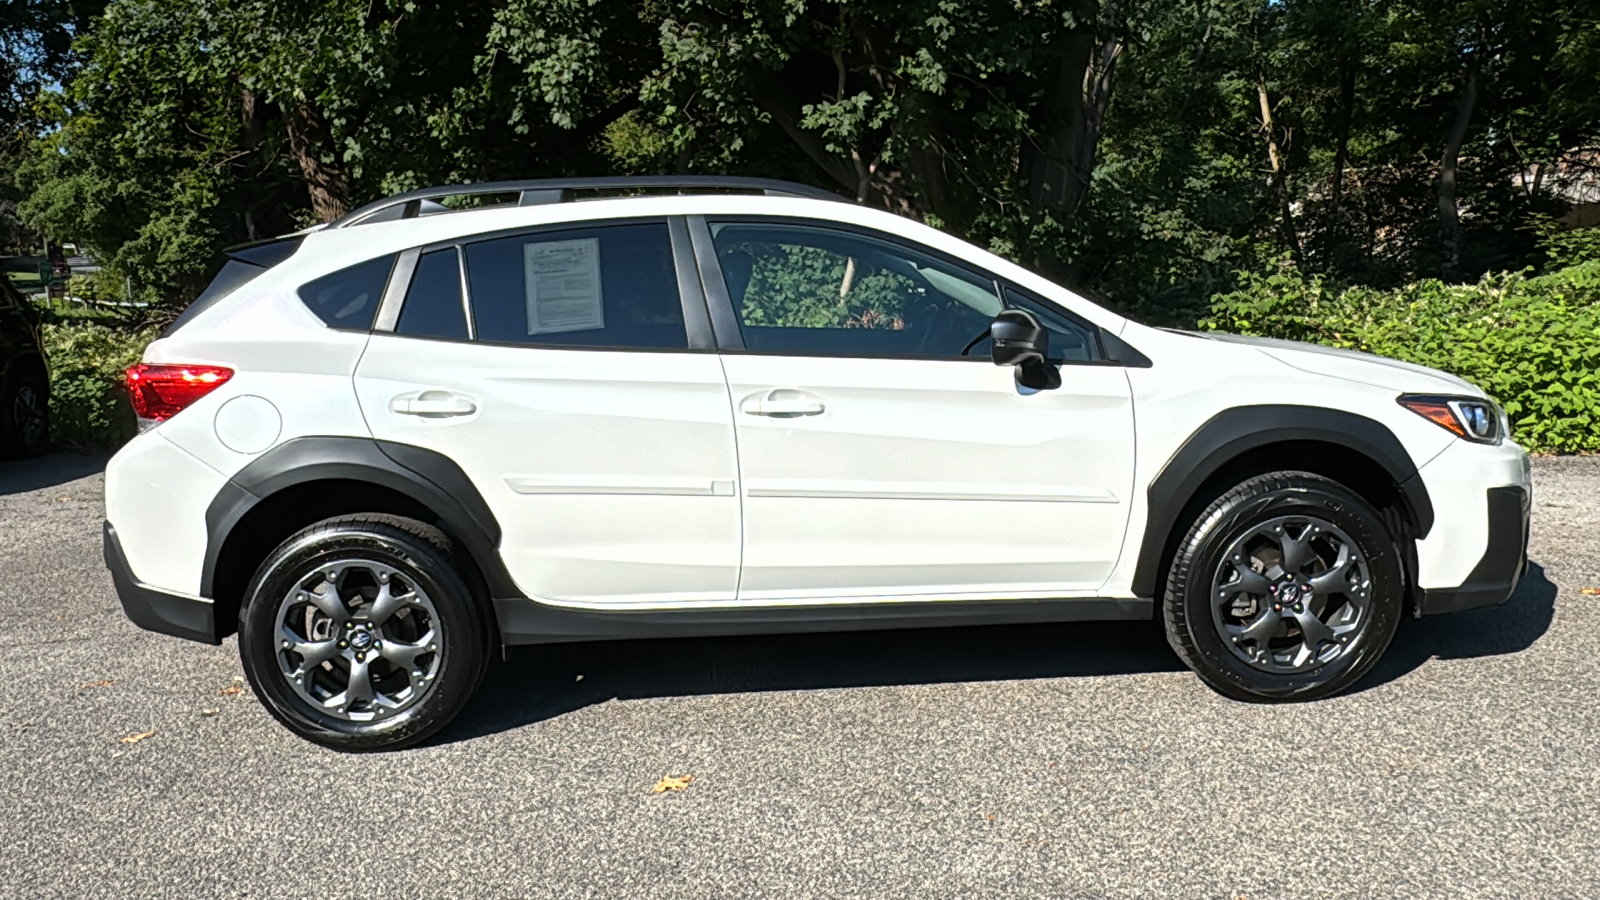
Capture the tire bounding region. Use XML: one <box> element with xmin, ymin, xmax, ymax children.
<box><xmin>0</xmin><ymin>366</ymin><xmax>49</xmax><ymax>458</ymax></box>
<box><xmin>237</xmin><ymin>514</ymin><xmax>491</xmax><ymax>751</ymax></box>
<box><xmin>1162</xmin><ymin>471</ymin><xmax>1404</xmax><ymax>702</ymax></box>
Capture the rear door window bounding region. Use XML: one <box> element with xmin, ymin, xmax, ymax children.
<box><xmin>396</xmin><ymin>249</ymin><xmax>469</xmax><ymax>340</ymax></box>
<box><xmin>462</xmin><ymin>222</ymin><xmax>686</xmax><ymax>349</ymax></box>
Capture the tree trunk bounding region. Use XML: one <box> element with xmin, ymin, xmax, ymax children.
<box><xmin>241</xmin><ymin>89</ymin><xmax>264</xmax><ymax>240</ymax></box>
<box><xmin>899</xmin><ymin>88</ymin><xmax>961</xmax><ymax>233</ymax></box>
<box><xmin>1021</xmin><ymin>0</ymin><xmax>1122</xmax><ymax>221</ymax></box>
<box><xmin>1330</xmin><ymin>54</ymin><xmax>1356</xmax><ymax>213</ymax></box>
<box><xmin>1257</xmin><ymin>78</ymin><xmax>1301</xmax><ymax>260</ymax></box>
<box><xmin>285</xmin><ymin>103</ymin><xmax>349</xmax><ymax>222</ymax></box>
<box><xmin>1438</xmin><ymin>57</ymin><xmax>1479</xmax><ymax>277</ymax></box>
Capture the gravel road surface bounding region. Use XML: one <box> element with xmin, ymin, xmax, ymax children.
<box><xmin>2</xmin><ymin>453</ymin><xmax>1597</xmax><ymax>898</ymax></box>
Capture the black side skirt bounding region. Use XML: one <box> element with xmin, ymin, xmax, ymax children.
<box><xmin>495</xmin><ymin>596</ymin><xmax>1152</xmax><ymax>645</ymax></box>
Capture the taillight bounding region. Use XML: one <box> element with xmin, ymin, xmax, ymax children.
<box><xmin>125</xmin><ymin>364</ymin><xmax>234</xmax><ymax>427</ymax></box>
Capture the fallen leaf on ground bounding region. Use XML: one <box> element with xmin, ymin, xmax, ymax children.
<box><xmin>220</xmin><ymin>685</ymin><xmax>244</xmax><ymax>696</ymax></box>
<box><xmin>201</xmin><ymin>708</ymin><xmax>220</xmax><ymax>717</ymax></box>
<box><xmin>76</xmin><ymin>679</ymin><xmax>114</xmax><ymax>695</ymax></box>
<box><xmin>56</xmin><ymin>496</ymin><xmax>72</xmax><ymax>502</ymax></box>
<box><xmin>119</xmin><ymin>730</ymin><xmax>155</xmax><ymax>744</ymax></box>
<box><xmin>1581</xmin><ymin>587</ymin><xmax>1600</xmax><ymax>596</ymax></box>
<box><xmin>651</xmin><ymin>774</ymin><xmax>694</xmax><ymax>793</ymax></box>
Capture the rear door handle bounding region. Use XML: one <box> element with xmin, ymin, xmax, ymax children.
<box><xmin>391</xmin><ymin>391</ymin><xmax>478</xmax><ymax>418</ymax></box>
<box><xmin>740</xmin><ymin>389</ymin><xmax>825</xmax><ymax>418</ymax></box>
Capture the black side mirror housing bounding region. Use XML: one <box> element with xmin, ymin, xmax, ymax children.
<box><xmin>988</xmin><ymin>309</ymin><xmax>1061</xmax><ymax>390</ymax></box>
<box><xmin>989</xmin><ymin>309</ymin><xmax>1047</xmax><ymax>367</ymax></box>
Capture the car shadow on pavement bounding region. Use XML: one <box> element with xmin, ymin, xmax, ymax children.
<box><xmin>437</xmin><ymin>618</ymin><xmax>1184</xmax><ymax>745</ymax></box>
<box><xmin>438</xmin><ymin>563</ymin><xmax>1559</xmax><ymax>745</ymax></box>
<box><xmin>0</xmin><ymin>451</ymin><xmax>107</xmax><ymax>496</ymax></box>
<box><xmin>1352</xmin><ymin>561</ymin><xmax>1558</xmax><ymax>693</ymax></box>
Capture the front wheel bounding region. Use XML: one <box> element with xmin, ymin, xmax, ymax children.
<box><xmin>238</xmin><ymin>515</ymin><xmax>490</xmax><ymax>751</ymax></box>
<box><xmin>1162</xmin><ymin>471</ymin><xmax>1405</xmax><ymax>702</ymax></box>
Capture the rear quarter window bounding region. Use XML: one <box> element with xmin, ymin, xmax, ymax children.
<box><xmin>297</xmin><ymin>255</ymin><xmax>396</xmax><ymax>331</ymax></box>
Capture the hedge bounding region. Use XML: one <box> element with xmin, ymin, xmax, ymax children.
<box><xmin>1201</xmin><ymin>259</ymin><xmax>1600</xmax><ymax>454</ymax></box>
<box><xmin>40</xmin><ymin>311</ymin><xmax>157</xmax><ymax>450</ymax></box>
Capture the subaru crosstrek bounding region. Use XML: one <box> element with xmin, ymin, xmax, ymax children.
<box><xmin>103</xmin><ymin>177</ymin><xmax>1531</xmax><ymax>750</ymax></box>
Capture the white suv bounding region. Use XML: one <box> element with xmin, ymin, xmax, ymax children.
<box><xmin>103</xmin><ymin>177</ymin><xmax>1531</xmax><ymax>750</ymax></box>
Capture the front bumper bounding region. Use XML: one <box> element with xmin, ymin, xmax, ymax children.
<box><xmin>1416</xmin><ymin>485</ymin><xmax>1530</xmax><ymax>616</ymax></box>
<box><xmin>103</xmin><ymin>522</ymin><xmax>220</xmax><ymax>644</ymax></box>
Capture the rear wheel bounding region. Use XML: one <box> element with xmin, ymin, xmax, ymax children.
<box><xmin>238</xmin><ymin>515</ymin><xmax>490</xmax><ymax>751</ymax></box>
<box><xmin>0</xmin><ymin>366</ymin><xmax>49</xmax><ymax>458</ymax></box>
<box><xmin>1162</xmin><ymin>471</ymin><xmax>1404</xmax><ymax>702</ymax></box>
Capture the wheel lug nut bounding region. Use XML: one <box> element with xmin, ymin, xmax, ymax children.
<box><xmin>338</xmin><ymin>641</ymin><xmax>347</xmax><ymax>648</ymax></box>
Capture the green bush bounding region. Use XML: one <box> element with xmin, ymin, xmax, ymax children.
<box><xmin>41</xmin><ymin>315</ymin><xmax>158</xmax><ymax>449</ymax></box>
<box><xmin>1202</xmin><ymin>258</ymin><xmax>1600</xmax><ymax>454</ymax></box>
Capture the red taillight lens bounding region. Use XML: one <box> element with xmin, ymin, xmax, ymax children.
<box><xmin>125</xmin><ymin>364</ymin><xmax>234</xmax><ymax>423</ymax></box>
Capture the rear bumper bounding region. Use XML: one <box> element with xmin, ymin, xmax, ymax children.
<box><xmin>104</xmin><ymin>521</ymin><xmax>220</xmax><ymax>644</ymax></box>
<box><xmin>1416</xmin><ymin>485</ymin><xmax>1530</xmax><ymax>616</ymax></box>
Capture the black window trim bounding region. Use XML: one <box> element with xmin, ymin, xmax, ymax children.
<box><xmin>686</xmin><ymin>214</ymin><xmax>1136</xmax><ymax>367</ymax></box>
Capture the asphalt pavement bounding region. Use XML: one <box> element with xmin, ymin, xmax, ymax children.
<box><xmin>2</xmin><ymin>452</ymin><xmax>1597</xmax><ymax>898</ymax></box>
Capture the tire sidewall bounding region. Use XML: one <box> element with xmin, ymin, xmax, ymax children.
<box><xmin>238</xmin><ymin>524</ymin><xmax>483</xmax><ymax>751</ymax></box>
<box><xmin>1175</xmin><ymin>480</ymin><xmax>1404</xmax><ymax>701</ymax></box>
<box><xmin>2</xmin><ymin>368</ymin><xmax>49</xmax><ymax>458</ymax></box>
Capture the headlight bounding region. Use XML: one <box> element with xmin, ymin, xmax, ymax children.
<box><xmin>1397</xmin><ymin>395</ymin><xmax>1504</xmax><ymax>444</ymax></box>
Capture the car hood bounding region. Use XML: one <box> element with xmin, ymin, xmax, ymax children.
<box><xmin>1181</xmin><ymin>331</ymin><xmax>1483</xmax><ymax>396</ymax></box>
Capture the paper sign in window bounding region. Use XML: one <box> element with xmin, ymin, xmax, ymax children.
<box><xmin>524</xmin><ymin>238</ymin><xmax>604</xmax><ymax>335</ymax></box>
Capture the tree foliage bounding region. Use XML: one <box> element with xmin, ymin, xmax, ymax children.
<box><xmin>9</xmin><ymin>0</ymin><xmax>1600</xmax><ymax>319</ymax></box>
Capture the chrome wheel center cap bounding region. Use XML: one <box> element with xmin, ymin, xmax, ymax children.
<box><xmin>350</xmin><ymin>629</ymin><xmax>373</xmax><ymax>651</ymax></box>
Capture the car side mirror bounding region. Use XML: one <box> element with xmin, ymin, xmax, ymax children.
<box><xmin>988</xmin><ymin>309</ymin><xmax>1061</xmax><ymax>391</ymax></box>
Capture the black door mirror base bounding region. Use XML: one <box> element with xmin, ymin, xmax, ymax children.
<box><xmin>1016</xmin><ymin>359</ymin><xmax>1062</xmax><ymax>391</ymax></box>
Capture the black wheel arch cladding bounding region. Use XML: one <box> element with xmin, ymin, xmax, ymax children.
<box><xmin>1132</xmin><ymin>405</ymin><xmax>1434</xmax><ymax>599</ymax></box>
<box><xmin>202</xmin><ymin>436</ymin><xmax>518</xmax><ymax>605</ymax></box>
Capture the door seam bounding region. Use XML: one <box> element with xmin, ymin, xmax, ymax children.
<box><xmin>717</xmin><ymin>354</ymin><xmax>748</xmax><ymax>600</ymax></box>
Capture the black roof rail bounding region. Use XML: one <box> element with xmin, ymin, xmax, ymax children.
<box><xmin>328</xmin><ymin>176</ymin><xmax>847</xmax><ymax>229</ymax></box>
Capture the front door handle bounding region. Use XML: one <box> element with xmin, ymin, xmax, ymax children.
<box><xmin>391</xmin><ymin>391</ymin><xmax>478</xmax><ymax>418</ymax></box>
<box><xmin>740</xmin><ymin>389</ymin><xmax>825</xmax><ymax>418</ymax></box>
